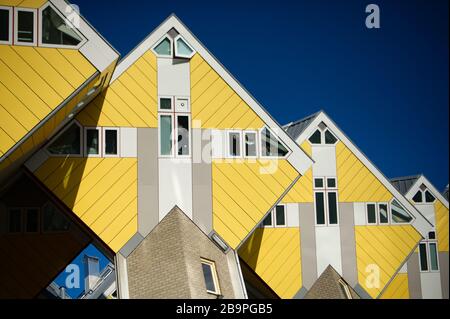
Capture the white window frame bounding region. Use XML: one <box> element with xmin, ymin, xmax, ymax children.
<box><xmin>158</xmin><ymin>113</ymin><xmax>175</xmax><ymax>157</ymax></box>
<box><xmin>14</xmin><ymin>7</ymin><xmax>37</xmax><ymax>46</ymax></box>
<box><xmin>84</xmin><ymin>127</ymin><xmax>102</xmax><ymax>158</ymax></box>
<box><xmin>175</xmin><ymin>96</ymin><xmax>190</xmax><ymax>113</ymax></box>
<box><xmin>273</xmin><ymin>204</ymin><xmax>287</xmax><ymax>228</ymax></box>
<box><xmin>323</xmin><ymin>129</ymin><xmax>339</xmax><ymax>145</ymax></box>
<box><xmin>259</xmin><ymin>126</ymin><xmax>291</xmax><ymax>159</ymax></box>
<box><xmin>326</xmin><ymin>190</ymin><xmax>340</xmax><ymax>226</ymax></box>
<box><xmin>102</xmin><ymin>127</ymin><xmax>120</xmax><ymax>158</ymax></box>
<box><xmin>174</xmin><ymin>35</ymin><xmax>196</xmax><ymax>59</ymax></box>
<box><xmin>0</xmin><ymin>6</ymin><xmax>13</xmax><ymax>45</ymax></box>
<box><xmin>158</xmin><ymin>96</ymin><xmax>173</xmax><ymax>112</ymax></box>
<box><xmin>308</xmin><ymin>127</ymin><xmax>339</xmax><ymax>146</ymax></box>
<box><xmin>314</xmin><ymin>190</ymin><xmax>327</xmax><ymax>226</ymax></box>
<box><xmin>377</xmin><ymin>202</ymin><xmax>390</xmax><ymax>224</ymax></box>
<box><xmin>227</xmin><ymin>130</ymin><xmax>242</xmax><ymax>158</ymax></box>
<box><xmin>366</xmin><ymin>202</ymin><xmax>378</xmax><ymax>225</ymax></box>
<box><xmin>175</xmin><ymin>114</ymin><xmax>191</xmax><ymax>158</ymax></box>
<box><xmin>201</xmin><ymin>258</ymin><xmax>221</xmax><ymax>295</ymax></box>
<box><xmin>151</xmin><ymin>35</ymin><xmax>173</xmax><ymax>58</ymax></box>
<box><xmin>38</xmin><ymin>2</ymin><xmax>86</xmax><ymax>49</ymax></box>
<box><xmin>390</xmin><ymin>199</ymin><xmax>414</xmax><ymax>225</ymax></box>
<box><xmin>326</xmin><ymin>177</ymin><xmax>338</xmax><ymax>189</ymax></box>
<box><xmin>314</xmin><ymin>177</ymin><xmax>325</xmax><ymax>189</ymax></box>
<box><xmin>243</xmin><ymin>130</ymin><xmax>258</xmax><ymax>158</ymax></box>
<box><xmin>45</xmin><ymin>120</ymin><xmax>83</xmax><ymax>157</ymax></box>
<box><xmin>419</xmin><ymin>240</ymin><xmax>440</xmax><ymax>273</ymax></box>
<box><xmin>314</xmin><ymin>177</ymin><xmax>339</xmax><ymax>226</ymax></box>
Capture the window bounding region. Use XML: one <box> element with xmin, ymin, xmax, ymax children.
<box><xmin>324</xmin><ymin>130</ymin><xmax>338</xmax><ymax>144</ymax></box>
<box><xmin>0</xmin><ymin>7</ymin><xmax>12</xmax><ymax>44</ymax></box>
<box><xmin>175</xmin><ymin>97</ymin><xmax>190</xmax><ymax>112</ymax></box>
<box><xmin>47</xmin><ymin>122</ymin><xmax>81</xmax><ymax>155</ymax></box>
<box><xmin>244</xmin><ymin>132</ymin><xmax>257</xmax><ymax>157</ymax></box>
<box><xmin>275</xmin><ymin>205</ymin><xmax>286</xmax><ymax>226</ymax></box>
<box><xmin>85</xmin><ymin>128</ymin><xmax>100</xmax><ymax>157</ymax></box>
<box><xmin>260</xmin><ymin>127</ymin><xmax>289</xmax><ymax>157</ymax></box>
<box><xmin>159</xmin><ymin>97</ymin><xmax>173</xmax><ymax>111</ymax></box>
<box><xmin>103</xmin><ymin>128</ymin><xmax>119</xmax><ymax>157</ymax></box>
<box><xmin>315</xmin><ymin>177</ymin><xmax>339</xmax><ymax>225</ymax></box>
<box><xmin>201</xmin><ymin>259</ymin><xmax>221</xmax><ymax>295</ymax></box>
<box><xmin>419</xmin><ymin>241</ymin><xmax>439</xmax><ymax>272</ymax></box>
<box><xmin>176</xmin><ymin>115</ymin><xmax>190</xmax><ymax>156</ymax></box>
<box><xmin>8</xmin><ymin>208</ymin><xmax>22</xmax><ymax>233</ymax></box>
<box><xmin>429</xmin><ymin>231</ymin><xmax>436</xmax><ymax>240</ymax></box>
<box><xmin>228</xmin><ymin>132</ymin><xmax>241</xmax><ymax>157</ymax></box>
<box><xmin>25</xmin><ymin>208</ymin><xmax>39</xmax><ymax>233</ymax></box>
<box><xmin>15</xmin><ymin>8</ymin><xmax>36</xmax><ymax>45</ymax></box>
<box><xmin>262</xmin><ymin>212</ymin><xmax>272</xmax><ymax>226</ymax></box>
<box><xmin>160</xmin><ymin>115</ymin><xmax>173</xmax><ymax>156</ymax></box>
<box><xmin>378</xmin><ymin>203</ymin><xmax>389</xmax><ymax>224</ymax></box>
<box><xmin>41</xmin><ymin>4</ymin><xmax>82</xmax><ymax>46</ymax></box>
<box><xmin>42</xmin><ymin>203</ymin><xmax>70</xmax><ymax>232</ymax></box>
<box><xmin>412</xmin><ymin>187</ymin><xmax>436</xmax><ymax>203</ymax></box>
<box><xmin>174</xmin><ymin>35</ymin><xmax>195</xmax><ymax>58</ymax></box>
<box><xmin>153</xmin><ymin>37</ymin><xmax>172</xmax><ymax>56</ymax></box>
<box><xmin>308</xmin><ymin>127</ymin><xmax>339</xmax><ymax>145</ymax></box>
<box><xmin>309</xmin><ymin>130</ymin><xmax>321</xmax><ymax>144</ymax></box>
<box><xmin>366</xmin><ymin>204</ymin><xmax>377</xmax><ymax>224</ymax></box>
<box><xmin>390</xmin><ymin>199</ymin><xmax>413</xmax><ymax>223</ymax></box>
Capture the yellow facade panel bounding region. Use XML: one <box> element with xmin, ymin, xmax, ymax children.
<box><xmin>300</xmin><ymin>141</ymin><xmax>312</xmax><ymax>158</ymax></box>
<box><xmin>34</xmin><ymin>158</ymin><xmax>138</xmax><ymax>252</ymax></box>
<box><xmin>355</xmin><ymin>225</ymin><xmax>421</xmax><ymax>298</ymax></box>
<box><xmin>190</xmin><ymin>54</ymin><xmax>265</xmax><ymax>130</ymax></box>
<box><xmin>282</xmin><ymin>168</ymin><xmax>313</xmax><ymax>203</ymax></box>
<box><xmin>239</xmin><ymin>228</ymin><xmax>302</xmax><ymax>299</ymax></box>
<box><xmin>380</xmin><ymin>273</ymin><xmax>410</xmax><ymax>299</ymax></box>
<box><xmin>13</xmin><ymin>0</ymin><xmax>46</xmax><ymax>8</ymax></box>
<box><xmin>336</xmin><ymin>142</ymin><xmax>393</xmax><ymax>202</ymax></box>
<box><xmin>212</xmin><ymin>159</ymin><xmax>299</xmax><ymax>249</ymax></box>
<box><xmin>435</xmin><ymin>200</ymin><xmax>449</xmax><ymax>252</ymax></box>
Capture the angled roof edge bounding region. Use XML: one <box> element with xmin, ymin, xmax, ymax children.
<box><xmin>403</xmin><ymin>175</ymin><xmax>449</xmax><ymax>209</ymax></box>
<box><xmin>283</xmin><ymin>111</ymin><xmax>322</xmax><ymax>140</ymax></box>
<box><xmin>390</xmin><ymin>175</ymin><xmax>422</xmax><ymax>196</ymax></box>
<box><xmin>292</xmin><ymin>110</ymin><xmax>433</xmax><ymax>237</ymax></box>
<box><xmin>111</xmin><ymin>14</ymin><xmax>313</xmax><ymax>175</ymax></box>
<box><xmin>52</xmin><ymin>0</ymin><xmax>120</xmax><ymax>72</ymax></box>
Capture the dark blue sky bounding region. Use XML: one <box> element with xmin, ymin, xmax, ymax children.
<box><xmin>75</xmin><ymin>0</ymin><xmax>448</xmax><ymax>190</ymax></box>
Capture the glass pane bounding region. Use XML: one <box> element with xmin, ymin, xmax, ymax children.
<box><xmin>261</xmin><ymin>128</ymin><xmax>288</xmax><ymax>157</ymax></box>
<box><xmin>325</xmin><ymin>130</ymin><xmax>338</xmax><ymax>144</ymax></box>
<box><xmin>262</xmin><ymin>212</ymin><xmax>272</xmax><ymax>226</ymax></box>
<box><xmin>86</xmin><ymin>129</ymin><xmax>99</xmax><ymax>155</ymax></box>
<box><xmin>154</xmin><ymin>38</ymin><xmax>171</xmax><ymax>56</ymax></box>
<box><xmin>328</xmin><ymin>192</ymin><xmax>338</xmax><ymax>224</ymax></box>
<box><xmin>177</xmin><ymin>116</ymin><xmax>190</xmax><ymax>156</ymax></box>
<box><xmin>42</xmin><ymin>6</ymin><xmax>82</xmax><ymax>45</ymax></box>
<box><xmin>8</xmin><ymin>209</ymin><xmax>21</xmax><ymax>233</ymax></box>
<box><xmin>26</xmin><ymin>209</ymin><xmax>39</xmax><ymax>233</ymax></box>
<box><xmin>419</xmin><ymin>243</ymin><xmax>428</xmax><ymax>271</ymax></box>
<box><xmin>275</xmin><ymin>206</ymin><xmax>285</xmax><ymax>226</ymax></box>
<box><xmin>429</xmin><ymin>243</ymin><xmax>439</xmax><ymax>271</ymax></box>
<box><xmin>160</xmin><ymin>115</ymin><xmax>172</xmax><ymax>155</ymax></box>
<box><xmin>315</xmin><ymin>192</ymin><xmax>325</xmax><ymax>225</ymax></box>
<box><xmin>245</xmin><ymin>133</ymin><xmax>257</xmax><ymax>157</ymax></box>
<box><xmin>425</xmin><ymin>190</ymin><xmax>435</xmax><ymax>203</ymax></box>
<box><xmin>314</xmin><ymin>178</ymin><xmax>324</xmax><ymax>188</ymax></box>
<box><xmin>327</xmin><ymin>178</ymin><xmax>336</xmax><ymax>188</ymax></box>
<box><xmin>229</xmin><ymin>133</ymin><xmax>240</xmax><ymax>157</ymax></box>
<box><xmin>201</xmin><ymin>262</ymin><xmax>216</xmax><ymax>293</ymax></box>
<box><xmin>412</xmin><ymin>191</ymin><xmax>423</xmax><ymax>203</ymax></box>
<box><xmin>309</xmin><ymin>130</ymin><xmax>321</xmax><ymax>144</ymax></box>
<box><xmin>43</xmin><ymin>203</ymin><xmax>70</xmax><ymax>232</ymax></box>
<box><xmin>429</xmin><ymin>231</ymin><xmax>436</xmax><ymax>240</ymax></box>
<box><xmin>18</xmin><ymin>11</ymin><xmax>34</xmax><ymax>42</ymax></box>
<box><xmin>47</xmin><ymin>123</ymin><xmax>81</xmax><ymax>155</ymax></box>
<box><xmin>379</xmin><ymin>204</ymin><xmax>389</xmax><ymax>224</ymax></box>
<box><xmin>176</xmin><ymin>37</ymin><xmax>193</xmax><ymax>57</ymax></box>
<box><xmin>105</xmin><ymin>130</ymin><xmax>118</xmax><ymax>155</ymax></box>
<box><xmin>391</xmin><ymin>199</ymin><xmax>413</xmax><ymax>223</ymax></box>
<box><xmin>0</xmin><ymin>9</ymin><xmax>9</xmax><ymax>41</ymax></box>
<box><xmin>160</xmin><ymin>97</ymin><xmax>172</xmax><ymax>110</ymax></box>
<box><xmin>367</xmin><ymin>204</ymin><xmax>376</xmax><ymax>224</ymax></box>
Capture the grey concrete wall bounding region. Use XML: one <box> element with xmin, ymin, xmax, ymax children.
<box><xmin>439</xmin><ymin>252</ymin><xmax>449</xmax><ymax>299</ymax></box>
<box><xmin>407</xmin><ymin>253</ymin><xmax>422</xmax><ymax>299</ymax></box>
<box><xmin>339</xmin><ymin>202</ymin><xmax>358</xmax><ymax>287</ymax></box>
<box><xmin>192</xmin><ymin>129</ymin><xmax>213</xmax><ymax>235</ymax></box>
<box><xmin>298</xmin><ymin>203</ymin><xmax>317</xmax><ymax>289</ymax></box>
<box><xmin>137</xmin><ymin>128</ymin><xmax>159</xmax><ymax>238</ymax></box>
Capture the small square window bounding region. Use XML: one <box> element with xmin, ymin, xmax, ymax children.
<box><xmin>428</xmin><ymin>231</ymin><xmax>436</xmax><ymax>240</ymax></box>
<box><xmin>201</xmin><ymin>259</ymin><xmax>221</xmax><ymax>295</ymax></box>
<box><xmin>159</xmin><ymin>97</ymin><xmax>172</xmax><ymax>111</ymax></box>
<box><xmin>314</xmin><ymin>178</ymin><xmax>324</xmax><ymax>188</ymax></box>
<box><xmin>327</xmin><ymin>178</ymin><xmax>336</xmax><ymax>188</ymax></box>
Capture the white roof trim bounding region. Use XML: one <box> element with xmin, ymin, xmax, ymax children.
<box><xmin>405</xmin><ymin>175</ymin><xmax>449</xmax><ymax>210</ymax></box>
<box><xmin>295</xmin><ymin>111</ymin><xmax>433</xmax><ymax>237</ymax></box>
<box><xmin>111</xmin><ymin>14</ymin><xmax>313</xmax><ymax>175</ymax></box>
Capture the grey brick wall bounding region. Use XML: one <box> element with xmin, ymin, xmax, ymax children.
<box><xmin>126</xmin><ymin>206</ymin><xmax>237</xmax><ymax>299</ymax></box>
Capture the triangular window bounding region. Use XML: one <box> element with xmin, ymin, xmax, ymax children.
<box><xmin>47</xmin><ymin>122</ymin><xmax>81</xmax><ymax>155</ymax></box>
<box><xmin>153</xmin><ymin>37</ymin><xmax>172</xmax><ymax>56</ymax></box>
<box><xmin>175</xmin><ymin>36</ymin><xmax>194</xmax><ymax>58</ymax></box>
<box><xmin>390</xmin><ymin>199</ymin><xmax>413</xmax><ymax>223</ymax></box>
<box><xmin>309</xmin><ymin>130</ymin><xmax>321</xmax><ymax>144</ymax></box>
<box><xmin>42</xmin><ymin>5</ymin><xmax>82</xmax><ymax>46</ymax></box>
<box><xmin>261</xmin><ymin>127</ymin><xmax>289</xmax><ymax>157</ymax></box>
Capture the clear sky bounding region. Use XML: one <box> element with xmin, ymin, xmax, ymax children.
<box><xmin>74</xmin><ymin>0</ymin><xmax>448</xmax><ymax>190</ymax></box>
